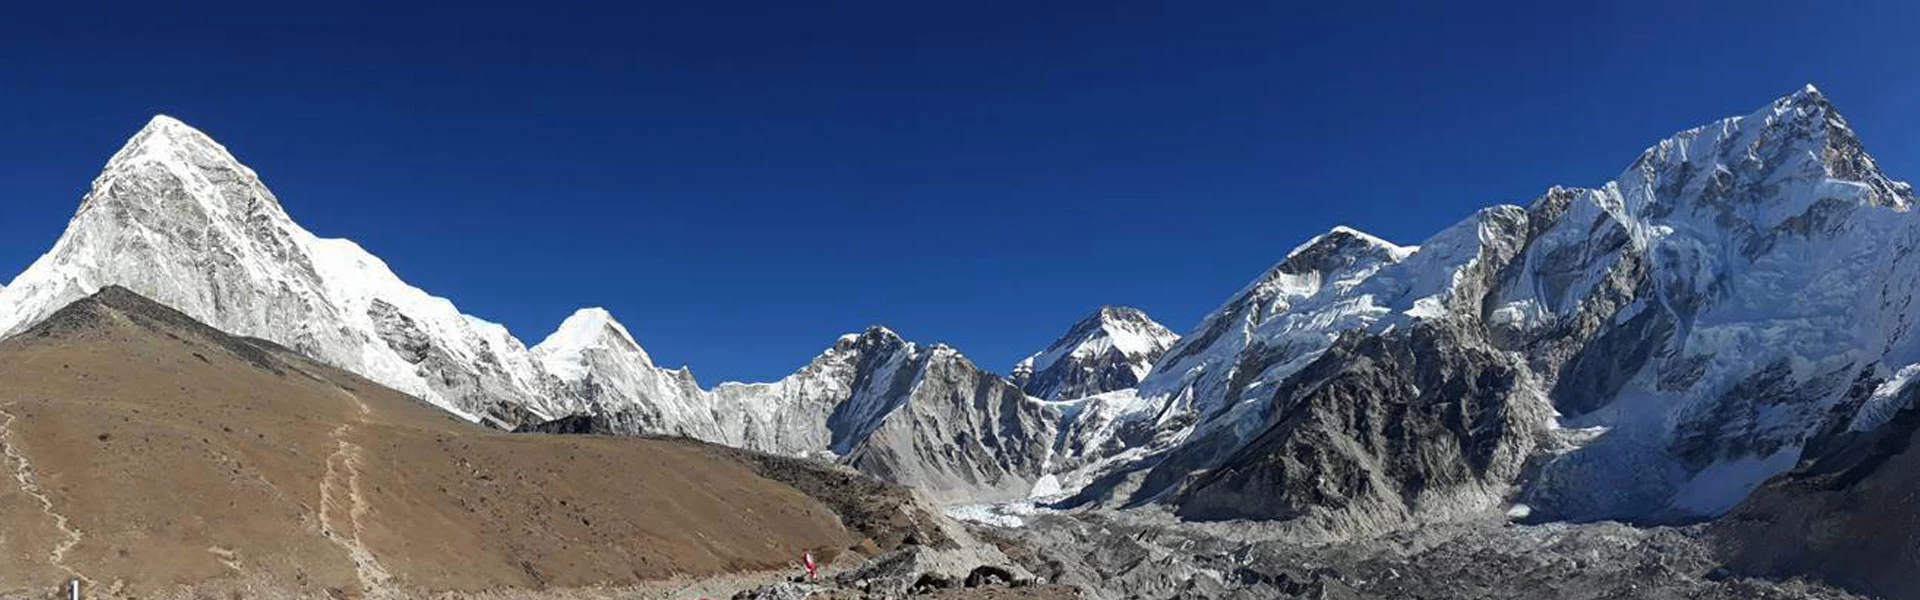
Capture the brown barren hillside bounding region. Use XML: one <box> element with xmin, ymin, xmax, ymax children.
<box><xmin>0</xmin><ymin>287</ymin><xmax>894</xmax><ymax>599</ymax></box>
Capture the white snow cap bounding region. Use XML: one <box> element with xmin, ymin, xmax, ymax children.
<box><xmin>1286</xmin><ymin>225</ymin><xmax>1415</xmax><ymax>262</ymax></box>
<box><xmin>536</xmin><ymin>307</ymin><xmax>651</xmax><ymax>364</ymax></box>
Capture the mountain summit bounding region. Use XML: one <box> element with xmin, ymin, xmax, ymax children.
<box><xmin>0</xmin><ymin>114</ymin><xmax>560</xmax><ymax>425</ymax></box>
<box><xmin>1012</xmin><ymin>306</ymin><xmax>1178</xmax><ymax>400</ymax></box>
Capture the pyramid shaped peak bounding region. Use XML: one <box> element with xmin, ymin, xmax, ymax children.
<box><xmin>1074</xmin><ymin>306</ymin><xmax>1175</xmax><ymax>341</ymax></box>
<box><xmin>1272</xmin><ymin>225</ymin><xmax>1413</xmax><ymax>279</ymax></box>
<box><xmin>1092</xmin><ymin>305</ymin><xmax>1152</xmax><ymax>322</ymax></box>
<box><xmin>1627</xmin><ymin>85</ymin><xmax>1910</xmax><ymax>211</ymax></box>
<box><xmin>143</xmin><ymin>113</ymin><xmax>192</xmax><ymax>131</ymax></box>
<box><xmin>120</xmin><ymin>114</ymin><xmax>218</xmax><ymax>153</ymax></box>
<box><xmin>535</xmin><ymin>307</ymin><xmax>650</xmax><ymax>364</ymax></box>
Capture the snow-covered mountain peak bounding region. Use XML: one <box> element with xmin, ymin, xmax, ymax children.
<box><xmin>1284</xmin><ymin>225</ymin><xmax>1412</xmax><ymax>271</ymax></box>
<box><xmin>1287</xmin><ymin>225</ymin><xmax>1413</xmax><ymax>263</ymax></box>
<box><xmin>1013</xmin><ymin>305</ymin><xmax>1179</xmax><ymax>400</ymax></box>
<box><xmin>1623</xmin><ymin>83</ymin><xmax>1911</xmax><ymax>225</ymax></box>
<box><xmin>0</xmin><ymin>116</ymin><xmax>565</xmax><ymax>424</ymax></box>
<box><xmin>106</xmin><ymin>115</ymin><xmax>236</xmax><ymax>177</ymax></box>
<box><xmin>534</xmin><ymin>308</ymin><xmax>652</xmax><ymax>369</ymax></box>
<box><xmin>79</xmin><ymin>114</ymin><xmax>290</xmax><ymax>220</ymax></box>
<box><xmin>834</xmin><ymin>325</ymin><xmax>908</xmax><ymax>351</ymax></box>
<box><xmin>121</xmin><ymin>114</ymin><xmax>199</xmax><ymax>149</ymax></box>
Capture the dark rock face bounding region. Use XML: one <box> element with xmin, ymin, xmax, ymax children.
<box><xmin>1175</xmin><ymin>321</ymin><xmax>1544</xmax><ymax>529</ymax></box>
<box><xmin>514</xmin><ymin>414</ymin><xmax>616</xmax><ymax>435</ymax></box>
<box><xmin>845</xmin><ymin>347</ymin><xmax>1059</xmax><ymax>504</ymax></box>
<box><xmin>1712</xmin><ymin>374</ymin><xmax>1920</xmax><ymax>599</ymax></box>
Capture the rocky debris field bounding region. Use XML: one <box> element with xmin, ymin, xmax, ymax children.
<box><xmin>976</xmin><ymin>510</ymin><xmax>1867</xmax><ymax>600</ymax></box>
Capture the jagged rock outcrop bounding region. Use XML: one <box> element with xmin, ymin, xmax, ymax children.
<box><xmin>835</xmin><ymin>340</ymin><xmax>1058</xmax><ymax>504</ymax></box>
<box><xmin>551</xmin><ymin>327</ymin><xmax>1063</xmax><ymax>504</ymax></box>
<box><xmin>1011</xmin><ymin>306</ymin><xmax>1178</xmax><ymax>401</ymax></box>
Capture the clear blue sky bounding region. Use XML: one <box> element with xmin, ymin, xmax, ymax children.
<box><xmin>4</xmin><ymin>1</ymin><xmax>1920</xmax><ymax>383</ymax></box>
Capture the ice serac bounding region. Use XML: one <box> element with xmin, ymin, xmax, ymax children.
<box><xmin>1055</xmin><ymin>86</ymin><xmax>1920</xmax><ymax>534</ymax></box>
<box><xmin>0</xmin><ymin>115</ymin><xmax>554</xmax><ymax>425</ymax></box>
<box><xmin>1011</xmin><ymin>306</ymin><xmax>1179</xmax><ymax>401</ymax></box>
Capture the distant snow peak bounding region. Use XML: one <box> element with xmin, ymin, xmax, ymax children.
<box><xmin>1280</xmin><ymin>225</ymin><xmax>1415</xmax><ymax>276</ymax></box>
<box><xmin>1014</xmin><ymin>305</ymin><xmax>1179</xmax><ymax>400</ymax></box>
<box><xmin>1289</xmin><ymin>225</ymin><xmax>1412</xmax><ymax>261</ymax></box>
<box><xmin>536</xmin><ymin>308</ymin><xmax>649</xmax><ymax>364</ymax></box>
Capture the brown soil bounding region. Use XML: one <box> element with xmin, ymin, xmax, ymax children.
<box><xmin>0</xmin><ymin>288</ymin><xmax>875</xmax><ymax>599</ymax></box>
<box><xmin>809</xmin><ymin>585</ymin><xmax>1083</xmax><ymax>600</ymax></box>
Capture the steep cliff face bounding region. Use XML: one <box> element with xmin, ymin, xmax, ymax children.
<box><xmin>714</xmin><ymin>327</ymin><xmax>1062</xmax><ymax>504</ymax></box>
<box><xmin>844</xmin><ymin>344</ymin><xmax>1060</xmax><ymax>504</ymax></box>
<box><xmin>533</xmin><ymin>324</ymin><xmax>1065</xmax><ymax>504</ymax></box>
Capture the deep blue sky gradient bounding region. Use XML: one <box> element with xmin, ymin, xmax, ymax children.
<box><xmin>5</xmin><ymin>1</ymin><xmax>1920</xmax><ymax>382</ymax></box>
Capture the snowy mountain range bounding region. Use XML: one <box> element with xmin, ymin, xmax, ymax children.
<box><xmin>0</xmin><ymin>115</ymin><xmax>1061</xmax><ymax>503</ymax></box>
<box><xmin>3</xmin><ymin>85</ymin><xmax>1918</xmax><ymax>535</ymax></box>
<box><xmin>1050</xmin><ymin>85</ymin><xmax>1920</xmax><ymax>533</ymax></box>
